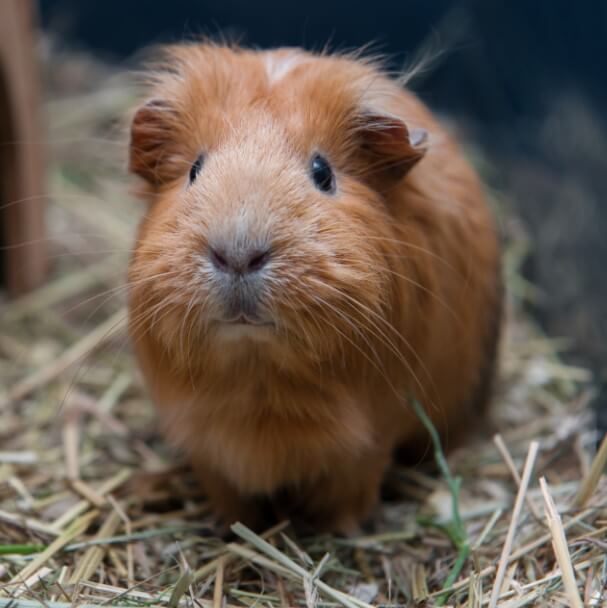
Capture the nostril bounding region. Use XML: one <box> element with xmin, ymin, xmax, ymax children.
<box><xmin>247</xmin><ymin>249</ymin><xmax>271</xmax><ymax>273</ymax></box>
<box><xmin>209</xmin><ymin>245</ymin><xmax>270</xmax><ymax>274</ymax></box>
<box><xmin>209</xmin><ymin>247</ymin><xmax>230</xmax><ymax>272</ymax></box>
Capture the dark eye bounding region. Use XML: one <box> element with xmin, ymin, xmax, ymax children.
<box><xmin>189</xmin><ymin>154</ymin><xmax>204</xmax><ymax>184</ymax></box>
<box><xmin>310</xmin><ymin>154</ymin><xmax>335</xmax><ymax>193</ymax></box>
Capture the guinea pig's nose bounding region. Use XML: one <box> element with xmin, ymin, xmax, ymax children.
<box><xmin>209</xmin><ymin>245</ymin><xmax>271</xmax><ymax>275</ymax></box>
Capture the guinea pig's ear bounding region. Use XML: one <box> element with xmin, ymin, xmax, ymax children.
<box><xmin>129</xmin><ymin>99</ymin><xmax>181</xmax><ymax>186</ymax></box>
<box><xmin>355</xmin><ymin>111</ymin><xmax>428</xmax><ymax>184</ymax></box>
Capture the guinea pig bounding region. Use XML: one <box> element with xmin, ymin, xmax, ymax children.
<box><xmin>127</xmin><ymin>43</ymin><xmax>502</xmax><ymax>533</ymax></box>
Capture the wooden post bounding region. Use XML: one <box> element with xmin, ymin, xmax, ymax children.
<box><xmin>0</xmin><ymin>0</ymin><xmax>47</xmax><ymax>295</ymax></box>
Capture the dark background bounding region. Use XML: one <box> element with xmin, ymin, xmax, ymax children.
<box><xmin>37</xmin><ymin>0</ymin><xmax>607</xmax><ymax>420</ymax></box>
<box><xmin>38</xmin><ymin>1</ymin><xmax>607</xmax><ymax>126</ymax></box>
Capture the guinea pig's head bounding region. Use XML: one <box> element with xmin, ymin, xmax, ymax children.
<box><xmin>128</xmin><ymin>45</ymin><xmax>428</xmax><ymax>370</ymax></box>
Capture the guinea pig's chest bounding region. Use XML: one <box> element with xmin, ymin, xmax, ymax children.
<box><xmin>165</xmin><ymin>378</ymin><xmax>377</xmax><ymax>492</ymax></box>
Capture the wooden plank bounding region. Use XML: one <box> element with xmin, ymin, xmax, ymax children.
<box><xmin>0</xmin><ymin>0</ymin><xmax>47</xmax><ymax>295</ymax></box>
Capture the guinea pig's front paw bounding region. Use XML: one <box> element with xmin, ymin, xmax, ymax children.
<box><xmin>313</xmin><ymin>502</ymin><xmax>380</xmax><ymax>537</ymax></box>
<box><xmin>331</xmin><ymin>514</ymin><xmax>364</xmax><ymax>538</ymax></box>
<box><xmin>302</xmin><ymin>456</ymin><xmax>387</xmax><ymax>535</ymax></box>
<box><xmin>192</xmin><ymin>461</ymin><xmax>267</xmax><ymax>533</ymax></box>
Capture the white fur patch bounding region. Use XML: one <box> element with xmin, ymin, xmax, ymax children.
<box><xmin>264</xmin><ymin>52</ymin><xmax>305</xmax><ymax>85</ymax></box>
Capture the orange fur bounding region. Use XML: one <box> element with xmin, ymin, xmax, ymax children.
<box><xmin>127</xmin><ymin>44</ymin><xmax>502</xmax><ymax>533</ymax></box>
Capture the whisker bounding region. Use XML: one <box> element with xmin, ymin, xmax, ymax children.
<box><xmin>306</xmin><ymin>277</ymin><xmax>437</xmax><ymax>408</ymax></box>
<box><xmin>380</xmin><ymin>266</ymin><xmax>464</xmax><ymax>329</ymax></box>
<box><xmin>58</xmin><ymin>270</ymin><xmax>183</xmax><ymax>318</ymax></box>
<box><xmin>362</xmin><ymin>234</ymin><xmax>462</xmax><ymax>275</ymax></box>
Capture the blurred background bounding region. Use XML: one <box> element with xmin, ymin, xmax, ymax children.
<box><xmin>35</xmin><ymin>0</ymin><xmax>607</xmax><ymax>422</ymax></box>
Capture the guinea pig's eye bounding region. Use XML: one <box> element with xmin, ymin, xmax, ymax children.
<box><xmin>310</xmin><ymin>154</ymin><xmax>335</xmax><ymax>194</ymax></box>
<box><xmin>188</xmin><ymin>154</ymin><xmax>204</xmax><ymax>185</ymax></box>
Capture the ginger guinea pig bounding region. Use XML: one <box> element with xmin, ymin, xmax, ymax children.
<box><xmin>127</xmin><ymin>43</ymin><xmax>502</xmax><ymax>533</ymax></box>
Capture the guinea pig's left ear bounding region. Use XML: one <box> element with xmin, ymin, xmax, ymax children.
<box><xmin>355</xmin><ymin>111</ymin><xmax>428</xmax><ymax>182</ymax></box>
<box><xmin>129</xmin><ymin>99</ymin><xmax>181</xmax><ymax>186</ymax></box>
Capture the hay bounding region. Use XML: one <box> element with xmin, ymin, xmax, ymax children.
<box><xmin>1</xmin><ymin>48</ymin><xmax>605</xmax><ymax>607</ymax></box>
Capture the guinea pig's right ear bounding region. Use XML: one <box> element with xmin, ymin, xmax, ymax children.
<box><xmin>129</xmin><ymin>99</ymin><xmax>181</xmax><ymax>186</ymax></box>
<box><xmin>355</xmin><ymin>111</ymin><xmax>428</xmax><ymax>185</ymax></box>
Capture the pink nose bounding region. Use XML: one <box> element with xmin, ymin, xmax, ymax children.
<box><xmin>209</xmin><ymin>245</ymin><xmax>271</xmax><ymax>275</ymax></box>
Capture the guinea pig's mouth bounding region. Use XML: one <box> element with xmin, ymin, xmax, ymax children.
<box><xmin>213</xmin><ymin>312</ymin><xmax>275</xmax><ymax>329</ymax></box>
<box><xmin>223</xmin><ymin>315</ymin><xmax>273</xmax><ymax>327</ymax></box>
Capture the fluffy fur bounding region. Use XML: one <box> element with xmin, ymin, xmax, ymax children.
<box><xmin>127</xmin><ymin>43</ymin><xmax>502</xmax><ymax>533</ymax></box>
